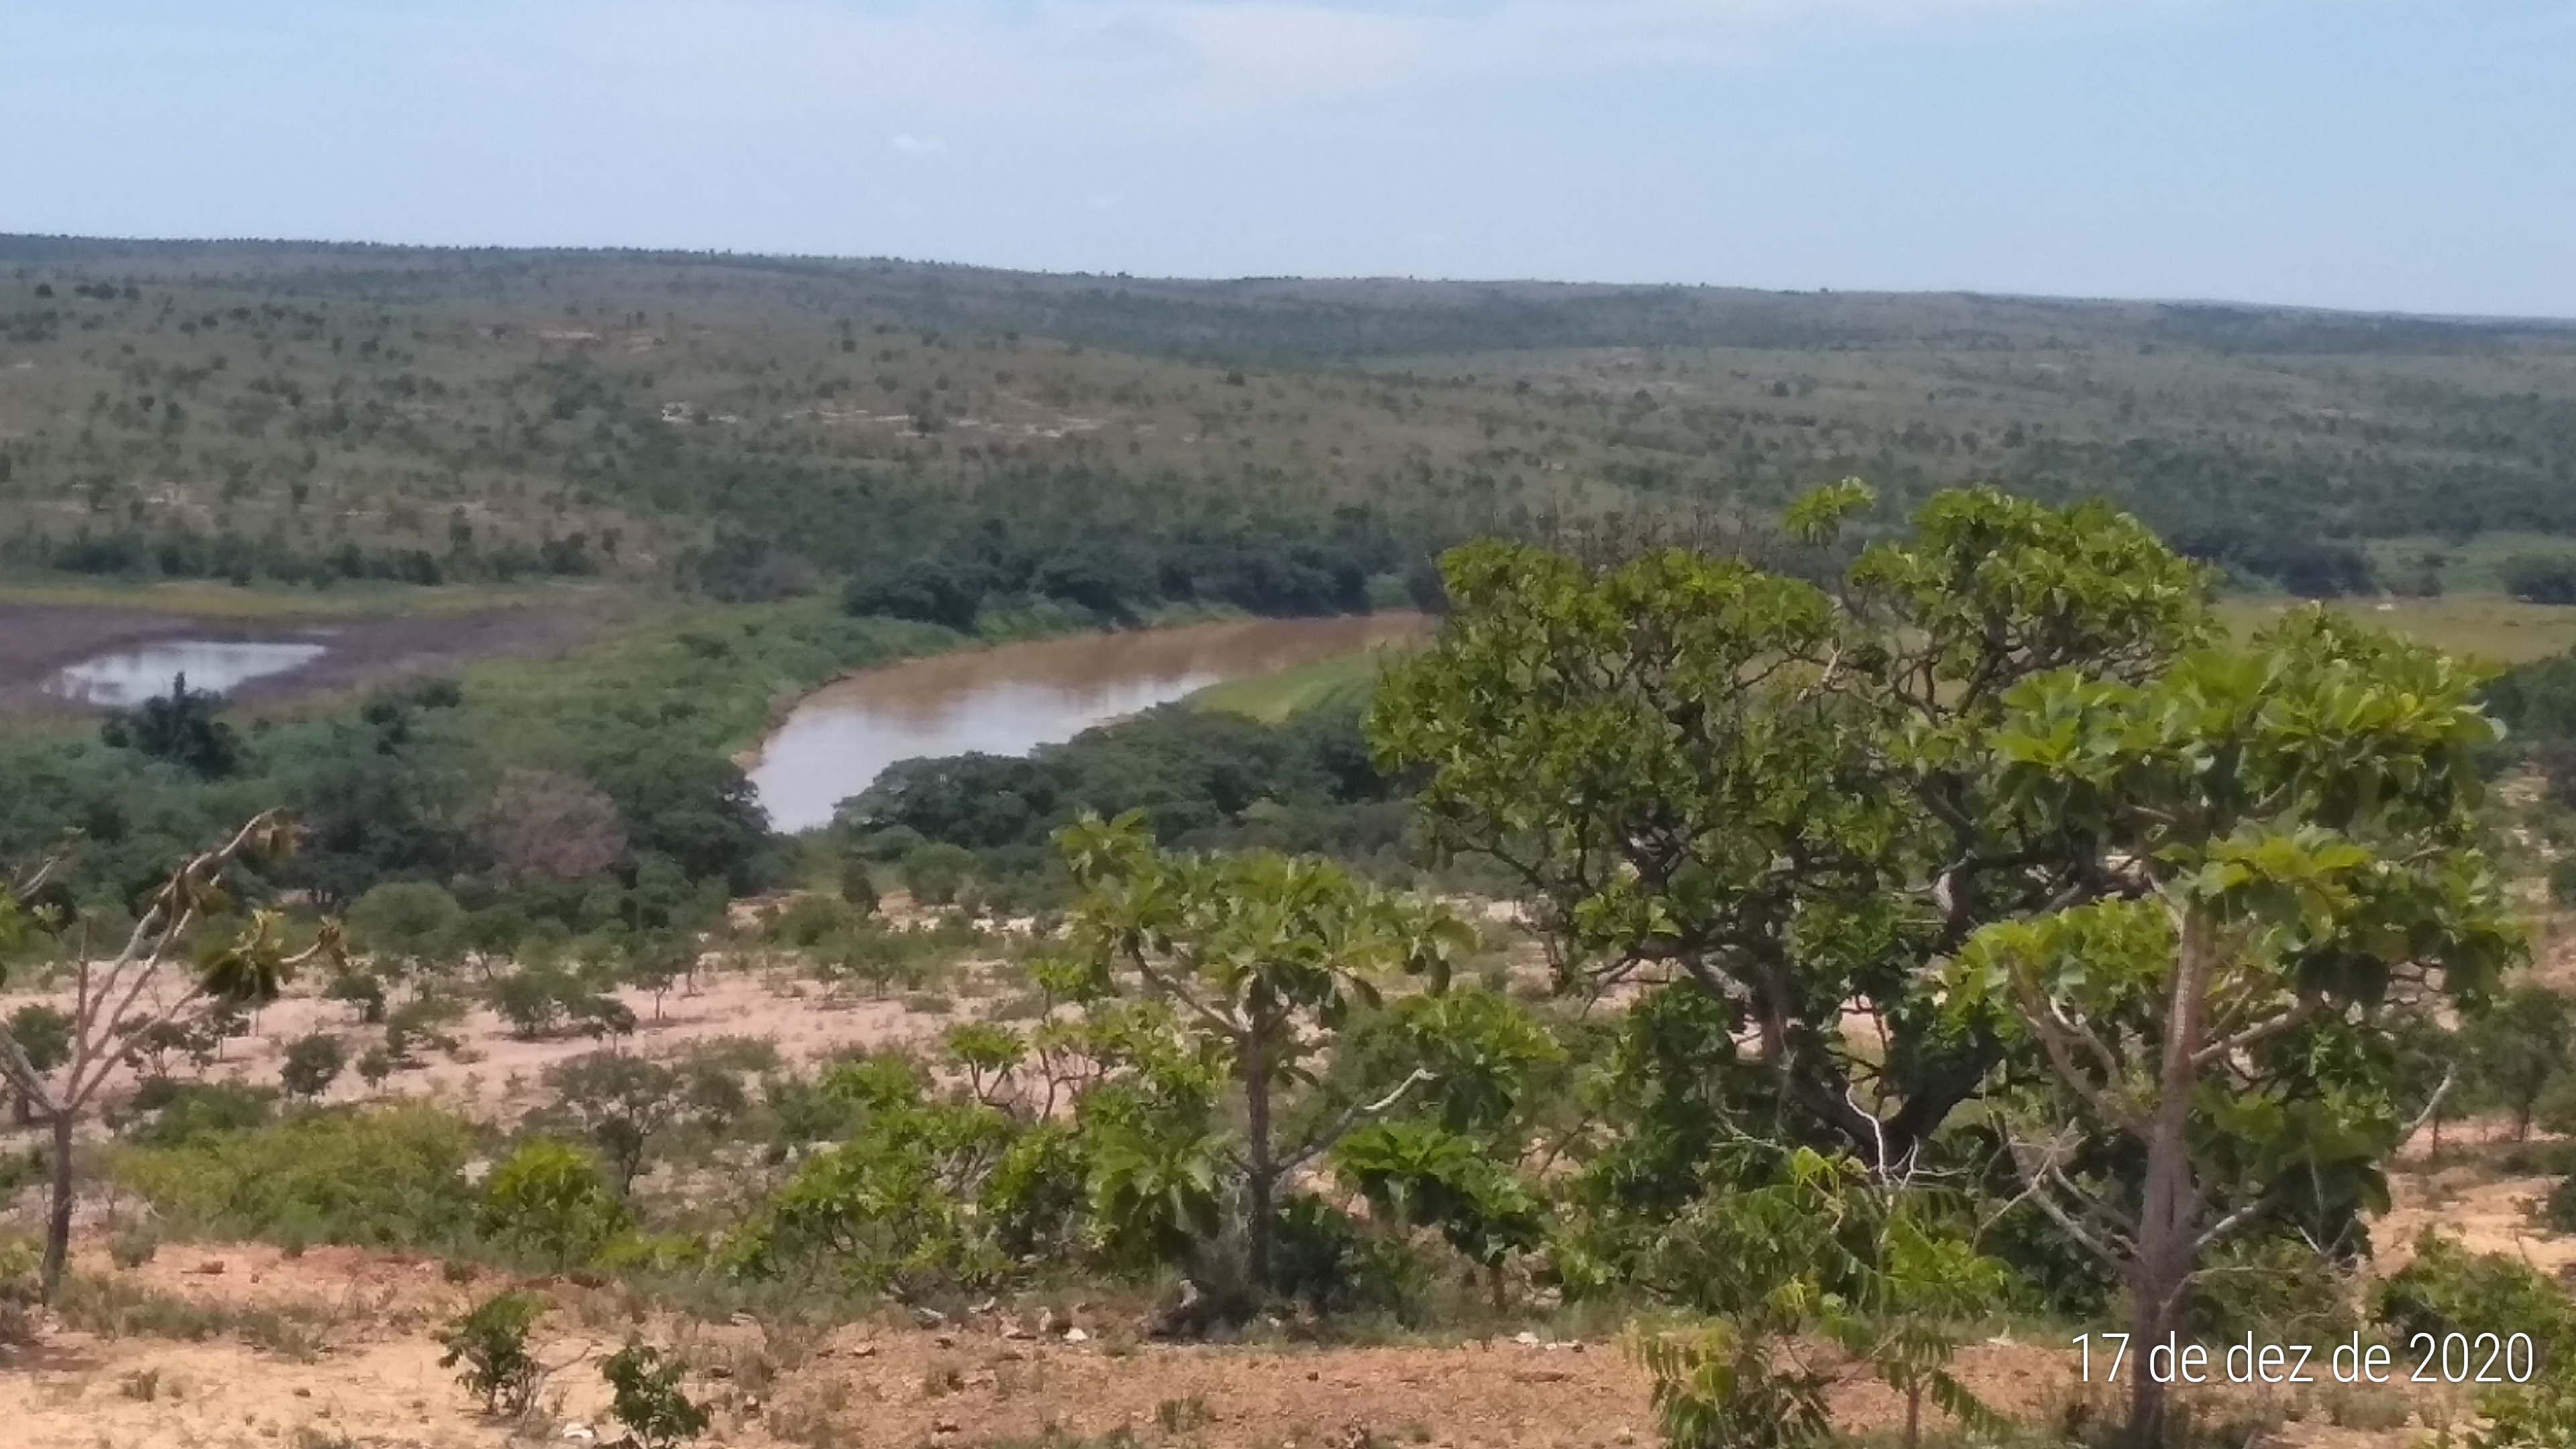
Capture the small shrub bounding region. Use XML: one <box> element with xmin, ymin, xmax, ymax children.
<box><xmin>439</xmin><ymin>1289</ymin><xmax>549</xmax><ymax>1415</ymax></box>
<box><xmin>280</xmin><ymin>1032</ymin><xmax>347</xmax><ymax>1101</ymax></box>
<box><xmin>112</xmin><ymin>1102</ymin><xmax>477</xmax><ymax>1248</ymax></box>
<box><xmin>480</xmin><ymin>1139</ymin><xmax>633</xmax><ymax>1269</ymax></box>
<box><xmin>120</xmin><ymin>1080</ymin><xmax>278</xmax><ymax>1148</ymax></box>
<box><xmin>769</xmin><ymin>894</ymin><xmax>859</xmax><ymax>949</ymax></box>
<box><xmin>109</xmin><ymin>1224</ymin><xmax>162</xmax><ymax>1270</ymax></box>
<box><xmin>2551</xmin><ymin>855</ymin><xmax>2576</xmax><ymax>907</ymax></box>
<box><xmin>119</xmin><ymin>1366</ymin><xmax>165</xmax><ymax>1401</ymax></box>
<box><xmin>602</xmin><ymin>1338</ymin><xmax>711</xmax><ymax>1449</ymax></box>
<box><xmin>323</xmin><ymin>971</ymin><xmax>387</xmax><ymax>1025</ymax></box>
<box><xmin>838</xmin><ymin>859</ymin><xmax>879</xmax><ymax>915</ymax></box>
<box><xmin>0</xmin><ymin>1234</ymin><xmax>40</xmax><ymax>1345</ymax></box>
<box><xmin>2184</xmin><ymin>1234</ymin><xmax>2358</xmax><ymax>1344</ymax></box>
<box><xmin>901</xmin><ymin>843</ymin><xmax>977</xmax><ymax>906</ymax></box>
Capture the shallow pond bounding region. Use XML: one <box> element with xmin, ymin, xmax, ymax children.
<box><xmin>45</xmin><ymin>639</ymin><xmax>330</xmax><ymax>707</ymax></box>
<box><xmin>749</xmin><ymin>615</ymin><xmax>1429</xmax><ymax>833</ymax></box>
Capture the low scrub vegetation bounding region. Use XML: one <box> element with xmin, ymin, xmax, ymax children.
<box><xmin>10</xmin><ymin>482</ymin><xmax>2576</xmax><ymax>1449</ymax></box>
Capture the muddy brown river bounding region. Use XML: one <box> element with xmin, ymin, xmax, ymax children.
<box><xmin>747</xmin><ymin>614</ymin><xmax>1430</xmax><ymax>833</ymax></box>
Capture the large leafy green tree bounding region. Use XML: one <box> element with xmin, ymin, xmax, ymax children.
<box><xmin>1367</xmin><ymin>482</ymin><xmax>2213</xmax><ymax>1169</ymax></box>
<box><xmin>1953</xmin><ymin>608</ymin><xmax>2520</xmax><ymax>1446</ymax></box>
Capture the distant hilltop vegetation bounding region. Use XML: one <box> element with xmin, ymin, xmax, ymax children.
<box><xmin>3</xmin><ymin>235</ymin><xmax>2573</xmax><ymax>612</ymax></box>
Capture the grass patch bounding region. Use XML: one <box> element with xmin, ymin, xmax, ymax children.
<box><xmin>2215</xmin><ymin>592</ymin><xmax>2576</xmax><ymax>665</ymax></box>
<box><xmin>56</xmin><ymin>1275</ymin><xmax>332</xmax><ymax>1360</ymax></box>
<box><xmin>1189</xmin><ymin>637</ymin><xmax>1426</xmax><ymax>722</ymax></box>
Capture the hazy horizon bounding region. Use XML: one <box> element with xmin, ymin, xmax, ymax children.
<box><xmin>4</xmin><ymin>1</ymin><xmax>2568</xmax><ymax>320</ymax></box>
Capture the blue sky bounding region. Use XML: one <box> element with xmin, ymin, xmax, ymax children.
<box><xmin>2</xmin><ymin>1</ymin><xmax>2567</xmax><ymax>317</ymax></box>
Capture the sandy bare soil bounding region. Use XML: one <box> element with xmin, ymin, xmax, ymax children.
<box><xmin>0</xmin><ymin>1240</ymin><xmax>2070</xmax><ymax>1449</ymax></box>
<box><xmin>0</xmin><ymin>947</ymin><xmax>979</xmax><ymax>1130</ymax></box>
<box><xmin>0</xmin><ymin>1234</ymin><xmax>2480</xmax><ymax>1449</ymax></box>
<box><xmin>0</xmin><ymin>599</ymin><xmax>602</xmax><ymax>714</ymax></box>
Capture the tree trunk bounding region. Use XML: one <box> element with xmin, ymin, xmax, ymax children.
<box><xmin>41</xmin><ymin>1109</ymin><xmax>75</xmax><ymax>1305</ymax></box>
<box><xmin>2128</xmin><ymin>910</ymin><xmax>2218</xmax><ymax>1449</ymax></box>
<box><xmin>1243</xmin><ymin>1026</ymin><xmax>1274</xmax><ymax>1293</ymax></box>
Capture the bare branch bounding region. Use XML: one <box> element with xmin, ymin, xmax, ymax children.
<box><xmin>2191</xmin><ymin>994</ymin><xmax>2323</xmax><ymax>1071</ymax></box>
<box><xmin>2015</xmin><ymin>979</ymin><xmax>2149</xmax><ymax>1134</ymax></box>
<box><xmin>1279</xmin><ymin>1069</ymin><xmax>1436</xmax><ymax>1175</ymax></box>
<box><xmin>2193</xmin><ymin>1191</ymin><xmax>2281</xmax><ymax>1257</ymax></box>
<box><xmin>2398</xmin><ymin>1069</ymin><xmax>2458</xmax><ymax>1151</ymax></box>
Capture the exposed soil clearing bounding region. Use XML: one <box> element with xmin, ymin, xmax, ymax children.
<box><xmin>0</xmin><ymin>600</ymin><xmax>601</xmax><ymax>714</ymax></box>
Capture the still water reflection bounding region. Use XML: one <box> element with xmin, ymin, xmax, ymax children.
<box><xmin>46</xmin><ymin>639</ymin><xmax>329</xmax><ymax>707</ymax></box>
<box><xmin>749</xmin><ymin>615</ymin><xmax>1428</xmax><ymax>833</ymax></box>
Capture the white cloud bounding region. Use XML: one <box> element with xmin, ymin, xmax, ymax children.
<box><xmin>892</xmin><ymin>132</ymin><xmax>949</xmax><ymax>154</ymax></box>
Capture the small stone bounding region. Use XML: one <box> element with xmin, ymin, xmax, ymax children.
<box><xmin>561</xmin><ymin>1424</ymin><xmax>596</xmax><ymax>1442</ymax></box>
<box><xmin>851</xmin><ymin>1343</ymin><xmax>879</xmax><ymax>1359</ymax></box>
<box><xmin>934</xmin><ymin>1334</ymin><xmax>955</xmax><ymax>1348</ymax></box>
<box><xmin>1512</xmin><ymin>1331</ymin><xmax>1541</xmax><ymax>1347</ymax></box>
<box><xmin>192</xmin><ymin>1260</ymin><xmax>227</xmax><ymax>1276</ymax></box>
<box><xmin>913</xmin><ymin>1306</ymin><xmax>949</xmax><ymax>1329</ymax></box>
<box><xmin>933</xmin><ymin>1417</ymin><xmax>962</xmax><ymax>1435</ymax></box>
<box><xmin>1063</xmin><ymin>1327</ymin><xmax>1089</xmax><ymax>1344</ymax></box>
<box><xmin>1001</xmin><ymin>1324</ymin><xmax>1030</xmax><ymax>1340</ymax></box>
<box><xmin>293</xmin><ymin>1389</ymin><xmax>311</xmax><ymax>1399</ymax></box>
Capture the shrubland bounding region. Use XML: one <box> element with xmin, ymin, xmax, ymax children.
<box><xmin>7</xmin><ymin>239</ymin><xmax>2576</xmax><ymax>616</ymax></box>
<box><xmin>9</xmin><ymin>481</ymin><xmax>2576</xmax><ymax>1449</ymax></box>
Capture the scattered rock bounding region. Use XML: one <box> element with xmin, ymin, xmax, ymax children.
<box><xmin>934</xmin><ymin>1333</ymin><xmax>956</xmax><ymax>1348</ymax></box>
<box><xmin>1513</xmin><ymin>1330</ymin><xmax>1542</xmax><ymax>1347</ymax></box>
<box><xmin>1063</xmin><ymin>1326</ymin><xmax>1089</xmax><ymax>1344</ymax></box>
<box><xmin>560</xmin><ymin>1424</ymin><xmax>596</xmax><ymax>1442</ymax></box>
<box><xmin>913</xmin><ymin>1306</ymin><xmax>949</xmax><ymax>1329</ymax></box>
<box><xmin>851</xmin><ymin>1343</ymin><xmax>879</xmax><ymax>1360</ymax></box>
<box><xmin>191</xmin><ymin>1260</ymin><xmax>227</xmax><ymax>1275</ymax></box>
<box><xmin>933</xmin><ymin>1416</ymin><xmax>961</xmax><ymax>1435</ymax></box>
<box><xmin>1001</xmin><ymin>1322</ymin><xmax>1031</xmax><ymax>1340</ymax></box>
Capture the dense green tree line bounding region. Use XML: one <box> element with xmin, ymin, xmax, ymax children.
<box><xmin>836</xmin><ymin>699</ymin><xmax>1415</xmax><ymax>885</ymax></box>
